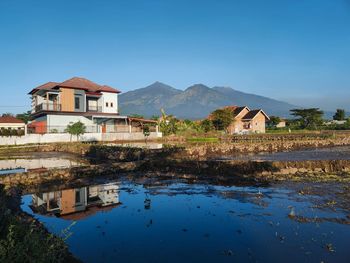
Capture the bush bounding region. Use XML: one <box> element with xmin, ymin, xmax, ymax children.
<box><xmin>0</xmin><ymin>187</ymin><xmax>76</xmax><ymax>262</ymax></box>
<box><xmin>200</xmin><ymin>119</ymin><xmax>214</xmax><ymax>133</ymax></box>
<box><xmin>0</xmin><ymin>129</ymin><xmax>25</xmax><ymax>137</ymax></box>
<box><xmin>210</xmin><ymin>108</ymin><xmax>233</xmax><ymax>131</ymax></box>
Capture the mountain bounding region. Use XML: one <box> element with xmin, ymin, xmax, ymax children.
<box><xmin>119</xmin><ymin>82</ymin><xmax>298</xmax><ymax>119</ymax></box>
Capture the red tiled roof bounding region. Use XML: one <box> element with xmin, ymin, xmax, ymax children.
<box><xmin>59</xmin><ymin>77</ymin><xmax>101</xmax><ymax>91</ymax></box>
<box><xmin>98</xmin><ymin>85</ymin><xmax>120</xmax><ymax>93</ymax></box>
<box><xmin>29</xmin><ymin>77</ymin><xmax>121</xmax><ymax>95</ymax></box>
<box><xmin>211</xmin><ymin>105</ymin><xmax>250</xmax><ymax>119</ymax></box>
<box><xmin>128</xmin><ymin>117</ymin><xmax>158</xmax><ymax>124</ymax></box>
<box><xmin>0</xmin><ymin>116</ymin><xmax>25</xmax><ymax>124</ymax></box>
<box><xmin>28</xmin><ymin>82</ymin><xmax>59</xmax><ymax>95</ymax></box>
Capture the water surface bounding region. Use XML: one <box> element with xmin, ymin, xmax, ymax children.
<box><xmin>0</xmin><ymin>152</ymin><xmax>86</xmax><ymax>175</ymax></box>
<box><xmin>219</xmin><ymin>145</ymin><xmax>350</xmax><ymax>161</ymax></box>
<box><xmin>21</xmin><ymin>178</ymin><xmax>350</xmax><ymax>263</ymax></box>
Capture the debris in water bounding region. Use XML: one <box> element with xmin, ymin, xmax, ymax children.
<box><xmin>288</xmin><ymin>207</ymin><xmax>296</xmax><ymax>218</ymax></box>
<box><xmin>326</xmin><ymin>243</ymin><xmax>335</xmax><ymax>253</ymax></box>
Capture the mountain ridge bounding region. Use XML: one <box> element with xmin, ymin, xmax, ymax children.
<box><xmin>119</xmin><ymin>82</ymin><xmax>298</xmax><ymax>119</ymax></box>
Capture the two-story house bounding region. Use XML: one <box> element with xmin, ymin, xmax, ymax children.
<box><xmin>28</xmin><ymin>77</ymin><xmax>156</xmax><ymax>134</ymax></box>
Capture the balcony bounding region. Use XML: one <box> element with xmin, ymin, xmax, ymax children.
<box><xmin>35</xmin><ymin>103</ymin><xmax>61</xmax><ymax>112</ymax></box>
<box><xmin>87</xmin><ymin>106</ymin><xmax>102</xmax><ymax>112</ymax></box>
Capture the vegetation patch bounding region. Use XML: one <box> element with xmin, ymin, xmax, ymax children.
<box><xmin>0</xmin><ymin>186</ymin><xmax>79</xmax><ymax>263</ymax></box>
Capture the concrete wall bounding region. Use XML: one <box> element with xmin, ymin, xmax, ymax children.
<box><xmin>100</xmin><ymin>92</ymin><xmax>118</xmax><ymax>114</ymax></box>
<box><xmin>251</xmin><ymin>113</ymin><xmax>266</xmax><ymax>133</ymax></box>
<box><xmin>0</xmin><ymin>132</ymin><xmax>162</xmax><ymax>145</ymax></box>
<box><xmin>47</xmin><ymin>114</ymin><xmax>94</xmax><ymax>126</ymax></box>
<box><xmin>47</xmin><ymin>115</ymin><xmax>95</xmax><ymax>133</ymax></box>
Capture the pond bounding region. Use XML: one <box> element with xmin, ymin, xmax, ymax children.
<box><xmin>0</xmin><ymin>152</ymin><xmax>86</xmax><ymax>175</ymax></box>
<box><xmin>21</xmin><ymin>178</ymin><xmax>350</xmax><ymax>263</ymax></box>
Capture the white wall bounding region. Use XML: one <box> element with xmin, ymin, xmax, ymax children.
<box><xmin>47</xmin><ymin>115</ymin><xmax>94</xmax><ymax>127</ymax></box>
<box><xmin>47</xmin><ymin>115</ymin><xmax>95</xmax><ymax>133</ymax></box>
<box><xmin>100</xmin><ymin>92</ymin><xmax>118</xmax><ymax>114</ymax></box>
<box><xmin>0</xmin><ymin>132</ymin><xmax>162</xmax><ymax>145</ymax></box>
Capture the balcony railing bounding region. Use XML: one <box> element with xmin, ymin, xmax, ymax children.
<box><xmin>35</xmin><ymin>103</ymin><xmax>61</xmax><ymax>112</ymax></box>
<box><xmin>87</xmin><ymin>106</ymin><xmax>102</xmax><ymax>112</ymax></box>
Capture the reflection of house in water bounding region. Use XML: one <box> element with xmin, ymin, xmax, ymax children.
<box><xmin>30</xmin><ymin>182</ymin><xmax>120</xmax><ymax>220</ymax></box>
<box><xmin>0</xmin><ymin>157</ymin><xmax>83</xmax><ymax>175</ymax></box>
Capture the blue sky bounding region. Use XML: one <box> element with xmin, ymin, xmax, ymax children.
<box><xmin>0</xmin><ymin>0</ymin><xmax>349</xmax><ymax>114</ymax></box>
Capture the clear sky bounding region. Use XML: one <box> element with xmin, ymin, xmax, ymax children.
<box><xmin>0</xmin><ymin>0</ymin><xmax>349</xmax><ymax>114</ymax></box>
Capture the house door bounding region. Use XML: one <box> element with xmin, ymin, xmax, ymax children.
<box><xmin>102</xmin><ymin>123</ymin><xmax>106</xmax><ymax>133</ymax></box>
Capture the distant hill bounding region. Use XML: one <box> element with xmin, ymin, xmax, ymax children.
<box><xmin>119</xmin><ymin>82</ymin><xmax>298</xmax><ymax>119</ymax></box>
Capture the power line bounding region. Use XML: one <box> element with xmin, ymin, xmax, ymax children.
<box><xmin>0</xmin><ymin>106</ymin><xmax>28</xmax><ymax>108</ymax></box>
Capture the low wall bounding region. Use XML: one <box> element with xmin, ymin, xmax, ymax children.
<box><xmin>0</xmin><ymin>132</ymin><xmax>162</xmax><ymax>145</ymax></box>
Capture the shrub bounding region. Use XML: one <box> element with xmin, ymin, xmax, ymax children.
<box><xmin>65</xmin><ymin>121</ymin><xmax>86</xmax><ymax>141</ymax></box>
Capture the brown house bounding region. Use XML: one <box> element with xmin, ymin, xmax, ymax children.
<box><xmin>224</xmin><ymin>106</ymin><xmax>270</xmax><ymax>134</ymax></box>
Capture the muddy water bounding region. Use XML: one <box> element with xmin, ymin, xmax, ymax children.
<box><xmin>0</xmin><ymin>152</ymin><xmax>86</xmax><ymax>175</ymax></box>
<box><xmin>21</xmin><ymin>178</ymin><xmax>350</xmax><ymax>263</ymax></box>
<box><xmin>218</xmin><ymin>145</ymin><xmax>350</xmax><ymax>161</ymax></box>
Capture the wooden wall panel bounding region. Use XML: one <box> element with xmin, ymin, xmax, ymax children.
<box><xmin>60</xmin><ymin>88</ymin><xmax>74</xmax><ymax>112</ymax></box>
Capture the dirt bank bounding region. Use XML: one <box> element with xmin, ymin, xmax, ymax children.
<box><xmin>2</xmin><ymin>158</ymin><xmax>350</xmax><ymax>191</ymax></box>
<box><xmin>1</xmin><ymin>132</ymin><xmax>350</xmax><ymax>158</ymax></box>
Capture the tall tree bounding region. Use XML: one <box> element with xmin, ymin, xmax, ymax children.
<box><xmin>290</xmin><ymin>108</ymin><xmax>324</xmax><ymax>129</ymax></box>
<box><xmin>333</xmin><ymin>109</ymin><xmax>346</xmax><ymax>121</ymax></box>
<box><xmin>210</xmin><ymin>108</ymin><xmax>234</xmax><ymax>131</ymax></box>
<box><xmin>16</xmin><ymin>111</ymin><xmax>31</xmax><ymax>124</ymax></box>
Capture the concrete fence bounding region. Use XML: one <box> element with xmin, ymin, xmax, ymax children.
<box><xmin>0</xmin><ymin>132</ymin><xmax>162</xmax><ymax>146</ymax></box>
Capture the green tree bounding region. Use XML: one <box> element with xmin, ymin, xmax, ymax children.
<box><xmin>1</xmin><ymin>113</ymin><xmax>14</xmax><ymax>117</ymax></box>
<box><xmin>159</xmin><ymin>109</ymin><xmax>178</xmax><ymax>135</ymax></box>
<box><xmin>65</xmin><ymin>121</ymin><xmax>86</xmax><ymax>141</ymax></box>
<box><xmin>268</xmin><ymin>116</ymin><xmax>282</xmax><ymax>127</ymax></box>
<box><xmin>290</xmin><ymin>108</ymin><xmax>324</xmax><ymax>129</ymax></box>
<box><xmin>151</xmin><ymin>115</ymin><xmax>159</xmax><ymax>121</ymax></box>
<box><xmin>143</xmin><ymin>124</ymin><xmax>151</xmax><ymax>142</ymax></box>
<box><xmin>210</xmin><ymin>108</ymin><xmax>233</xmax><ymax>131</ymax></box>
<box><xmin>333</xmin><ymin>109</ymin><xmax>346</xmax><ymax>121</ymax></box>
<box><xmin>200</xmin><ymin>119</ymin><xmax>214</xmax><ymax>132</ymax></box>
<box><xmin>16</xmin><ymin>111</ymin><xmax>31</xmax><ymax>124</ymax></box>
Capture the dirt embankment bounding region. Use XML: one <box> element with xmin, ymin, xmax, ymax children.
<box><xmin>1</xmin><ymin>132</ymin><xmax>350</xmax><ymax>158</ymax></box>
<box><xmin>2</xmin><ymin>158</ymin><xmax>350</xmax><ymax>190</ymax></box>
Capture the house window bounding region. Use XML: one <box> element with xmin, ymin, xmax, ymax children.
<box><xmin>111</xmin><ymin>102</ymin><xmax>114</xmax><ymax>108</ymax></box>
<box><xmin>75</xmin><ymin>190</ymin><xmax>81</xmax><ymax>203</ymax></box>
<box><xmin>106</xmin><ymin>102</ymin><xmax>109</xmax><ymax>107</ymax></box>
<box><xmin>75</xmin><ymin>97</ymin><xmax>80</xmax><ymax>110</ymax></box>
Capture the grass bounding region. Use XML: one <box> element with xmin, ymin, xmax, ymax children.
<box><xmin>186</xmin><ymin>137</ymin><xmax>219</xmax><ymax>142</ymax></box>
<box><xmin>0</xmin><ymin>186</ymin><xmax>78</xmax><ymax>263</ymax></box>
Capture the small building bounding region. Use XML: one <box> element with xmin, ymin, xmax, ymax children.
<box><xmin>0</xmin><ymin>116</ymin><xmax>26</xmax><ymax>132</ymax></box>
<box><xmin>276</xmin><ymin>120</ymin><xmax>286</xmax><ymax>128</ymax></box>
<box><xmin>224</xmin><ymin>106</ymin><xmax>270</xmax><ymax>134</ymax></box>
<box><xmin>324</xmin><ymin>120</ymin><xmax>347</xmax><ymax>126</ymax></box>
